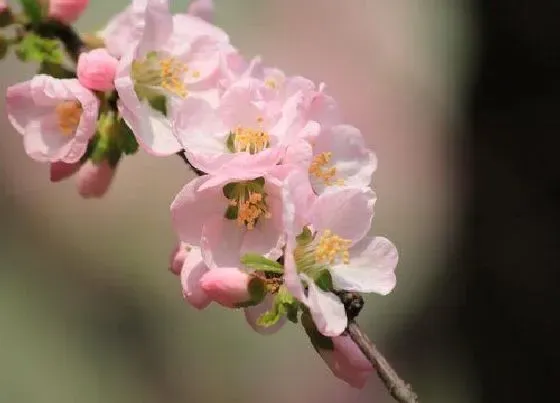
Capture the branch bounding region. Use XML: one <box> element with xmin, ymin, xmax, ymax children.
<box><xmin>347</xmin><ymin>321</ymin><xmax>419</xmax><ymax>403</ymax></box>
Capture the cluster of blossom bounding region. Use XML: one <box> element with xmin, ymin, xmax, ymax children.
<box><xmin>2</xmin><ymin>0</ymin><xmax>399</xmax><ymax>389</ymax></box>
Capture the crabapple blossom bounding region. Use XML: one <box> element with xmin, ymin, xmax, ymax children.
<box><xmin>6</xmin><ymin>75</ymin><xmax>99</xmax><ymax>163</ymax></box>
<box><xmin>177</xmin><ymin>244</ymin><xmax>212</xmax><ymax>309</ymax></box>
<box><xmin>46</xmin><ymin>0</ymin><xmax>89</xmax><ymax>24</ymax></box>
<box><xmin>77</xmin><ymin>49</ymin><xmax>118</xmax><ymax>92</ymax></box>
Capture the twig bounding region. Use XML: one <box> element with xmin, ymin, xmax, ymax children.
<box><xmin>347</xmin><ymin>321</ymin><xmax>419</xmax><ymax>403</ymax></box>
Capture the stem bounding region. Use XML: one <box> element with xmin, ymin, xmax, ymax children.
<box><xmin>34</xmin><ymin>19</ymin><xmax>85</xmax><ymax>63</ymax></box>
<box><xmin>347</xmin><ymin>321</ymin><xmax>418</xmax><ymax>403</ymax></box>
<box><xmin>176</xmin><ymin>151</ymin><xmax>205</xmax><ymax>176</ymax></box>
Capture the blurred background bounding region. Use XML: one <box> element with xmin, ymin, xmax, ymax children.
<box><xmin>2</xmin><ymin>0</ymin><xmax>557</xmax><ymax>402</ymax></box>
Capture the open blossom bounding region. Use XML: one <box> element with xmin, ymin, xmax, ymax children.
<box><xmin>6</xmin><ymin>75</ymin><xmax>99</xmax><ymax>163</ymax></box>
<box><xmin>318</xmin><ymin>335</ymin><xmax>374</xmax><ymax>389</ymax></box>
<box><xmin>115</xmin><ymin>0</ymin><xmax>240</xmax><ymax>156</ymax></box>
<box><xmin>173</xmin><ymin>77</ymin><xmax>306</xmax><ymax>175</ymax></box>
<box><xmin>77</xmin><ymin>49</ymin><xmax>118</xmax><ymax>92</ymax></box>
<box><xmin>46</xmin><ymin>0</ymin><xmax>89</xmax><ymax>24</ymax></box>
<box><xmin>283</xmin><ymin>175</ymin><xmax>398</xmax><ymax>337</ymax></box>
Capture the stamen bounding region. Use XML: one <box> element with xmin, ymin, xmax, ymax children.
<box><xmin>55</xmin><ymin>101</ymin><xmax>82</xmax><ymax>136</ymax></box>
<box><xmin>231</xmin><ymin>126</ymin><xmax>270</xmax><ymax>154</ymax></box>
<box><xmin>265</xmin><ymin>78</ymin><xmax>277</xmax><ymax>89</ymax></box>
<box><xmin>314</xmin><ymin>230</ymin><xmax>351</xmax><ymax>265</ymax></box>
<box><xmin>132</xmin><ymin>52</ymin><xmax>188</xmax><ymax>98</ymax></box>
<box><xmin>309</xmin><ymin>152</ymin><xmax>344</xmax><ymax>186</ymax></box>
<box><xmin>235</xmin><ymin>191</ymin><xmax>272</xmax><ymax>230</ymax></box>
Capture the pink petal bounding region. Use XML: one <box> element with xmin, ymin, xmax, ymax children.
<box><xmin>50</xmin><ymin>161</ymin><xmax>81</xmax><ymax>182</ymax></box>
<box><xmin>136</xmin><ymin>0</ymin><xmax>173</xmax><ymax>56</ymax></box>
<box><xmin>187</xmin><ymin>0</ymin><xmax>214</xmax><ymax>22</ymax></box>
<box><xmin>77</xmin><ymin>160</ymin><xmax>115</xmax><ymax>199</ymax></box>
<box><xmin>180</xmin><ymin>246</ymin><xmax>211</xmax><ymax>309</ymax></box>
<box><xmin>305</xmin><ymin>276</ymin><xmax>347</xmax><ymax>337</ymax></box>
<box><xmin>200</xmin><ymin>216</ymin><xmax>245</xmax><ymax>269</ymax></box>
<box><xmin>199</xmin><ymin>268</ymin><xmax>251</xmax><ymax>308</ymax></box>
<box><xmin>331</xmin><ymin>236</ymin><xmax>398</xmax><ymax>295</ymax></box>
<box><xmin>310</xmin><ymin>188</ymin><xmax>376</xmax><ymax>245</ymax></box>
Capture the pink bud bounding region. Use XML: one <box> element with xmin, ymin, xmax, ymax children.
<box><xmin>50</xmin><ymin>161</ymin><xmax>81</xmax><ymax>182</ymax></box>
<box><xmin>77</xmin><ymin>49</ymin><xmax>118</xmax><ymax>92</ymax></box>
<box><xmin>169</xmin><ymin>242</ymin><xmax>190</xmax><ymax>276</ymax></box>
<box><xmin>319</xmin><ymin>335</ymin><xmax>374</xmax><ymax>389</ymax></box>
<box><xmin>48</xmin><ymin>0</ymin><xmax>89</xmax><ymax>24</ymax></box>
<box><xmin>76</xmin><ymin>160</ymin><xmax>115</xmax><ymax>199</ymax></box>
<box><xmin>187</xmin><ymin>0</ymin><xmax>214</xmax><ymax>22</ymax></box>
<box><xmin>199</xmin><ymin>268</ymin><xmax>251</xmax><ymax>308</ymax></box>
<box><xmin>0</xmin><ymin>1</ymin><xmax>8</xmax><ymax>12</ymax></box>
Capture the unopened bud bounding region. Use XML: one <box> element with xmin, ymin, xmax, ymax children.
<box><xmin>77</xmin><ymin>160</ymin><xmax>115</xmax><ymax>198</ymax></box>
<box><xmin>46</xmin><ymin>0</ymin><xmax>90</xmax><ymax>24</ymax></box>
<box><xmin>169</xmin><ymin>242</ymin><xmax>190</xmax><ymax>276</ymax></box>
<box><xmin>50</xmin><ymin>161</ymin><xmax>80</xmax><ymax>182</ymax></box>
<box><xmin>77</xmin><ymin>48</ymin><xmax>117</xmax><ymax>92</ymax></box>
<box><xmin>199</xmin><ymin>268</ymin><xmax>256</xmax><ymax>308</ymax></box>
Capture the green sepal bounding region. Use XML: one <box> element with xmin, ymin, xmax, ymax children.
<box><xmin>222</xmin><ymin>182</ymin><xmax>237</xmax><ymax>199</ymax></box>
<box><xmin>148</xmin><ymin>95</ymin><xmax>167</xmax><ymax>116</ymax></box>
<box><xmin>253</xmin><ymin>176</ymin><xmax>265</xmax><ymax>188</ymax></box>
<box><xmin>16</xmin><ymin>33</ymin><xmax>64</xmax><ymax>64</ymax></box>
<box><xmin>296</xmin><ymin>226</ymin><xmax>314</xmax><ymax>245</ymax></box>
<box><xmin>256</xmin><ymin>286</ymin><xmax>299</xmax><ymax>327</ymax></box>
<box><xmin>301</xmin><ymin>310</ymin><xmax>334</xmax><ymax>351</ymax></box>
<box><xmin>314</xmin><ymin>269</ymin><xmax>334</xmax><ymax>292</ymax></box>
<box><xmin>224</xmin><ymin>204</ymin><xmax>238</xmax><ymax>220</ymax></box>
<box><xmin>241</xmin><ymin>253</ymin><xmax>284</xmax><ymax>274</ymax></box>
<box><xmin>234</xmin><ymin>277</ymin><xmax>267</xmax><ymax>308</ymax></box>
<box><xmin>19</xmin><ymin>0</ymin><xmax>42</xmax><ymax>25</ymax></box>
<box><xmin>226</xmin><ymin>132</ymin><xmax>235</xmax><ymax>153</ymax></box>
<box><xmin>88</xmin><ymin>112</ymin><xmax>122</xmax><ymax>168</ymax></box>
<box><xmin>116</xmin><ymin>119</ymin><xmax>139</xmax><ymax>156</ymax></box>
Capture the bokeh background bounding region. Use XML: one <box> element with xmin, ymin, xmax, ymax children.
<box><xmin>3</xmin><ymin>1</ymin><xmax>557</xmax><ymax>402</ymax></box>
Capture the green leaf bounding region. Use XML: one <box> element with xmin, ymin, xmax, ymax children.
<box><xmin>19</xmin><ymin>0</ymin><xmax>42</xmax><ymax>25</ymax></box>
<box><xmin>234</xmin><ymin>277</ymin><xmax>267</xmax><ymax>308</ymax></box>
<box><xmin>16</xmin><ymin>33</ymin><xmax>64</xmax><ymax>64</ymax></box>
<box><xmin>224</xmin><ymin>204</ymin><xmax>238</xmax><ymax>220</ymax></box>
<box><xmin>116</xmin><ymin>119</ymin><xmax>139</xmax><ymax>155</ymax></box>
<box><xmin>314</xmin><ymin>269</ymin><xmax>333</xmax><ymax>292</ymax></box>
<box><xmin>301</xmin><ymin>310</ymin><xmax>334</xmax><ymax>351</ymax></box>
<box><xmin>148</xmin><ymin>95</ymin><xmax>167</xmax><ymax>115</ymax></box>
<box><xmin>241</xmin><ymin>253</ymin><xmax>284</xmax><ymax>273</ymax></box>
<box><xmin>257</xmin><ymin>287</ymin><xmax>299</xmax><ymax>327</ymax></box>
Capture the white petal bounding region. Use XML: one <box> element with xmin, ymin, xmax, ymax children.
<box><xmin>305</xmin><ymin>275</ymin><xmax>347</xmax><ymax>337</ymax></box>
<box><xmin>331</xmin><ymin>236</ymin><xmax>398</xmax><ymax>295</ymax></box>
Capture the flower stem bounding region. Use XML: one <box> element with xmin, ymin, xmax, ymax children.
<box><xmin>347</xmin><ymin>321</ymin><xmax>419</xmax><ymax>403</ymax></box>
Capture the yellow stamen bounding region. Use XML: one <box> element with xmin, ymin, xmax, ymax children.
<box><xmin>55</xmin><ymin>101</ymin><xmax>82</xmax><ymax>136</ymax></box>
<box><xmin>232</xmin><ymin>126</ymin><xmax>270</xmax><ymax>154</ymax></box>
<box><xmin>314</xmin><ymin>229</ymin><xmax>351</xmax><ymax>265</ymax></box>
<box><xmin>159</xmin><ymin>57</ymin><xmax>188</xmax><ymax>98</ymax></box>
<box><xmin>265</xmin><ymin>78</ymin><xmax>277</xmax><ymax>89</ymax></box>
<box><xmin>233</xmin><ymin>191</ymin><xmax>271</xmax><ymax>230</ymax></box>
<box><xmin>132</xmin><ymin>53</ymin><xmax>189</xmax><ymax>98</ymax></box>
<box><xmin>192</xmin><ymin>70</ymin><xmax>201</xmax><ymax>78</ymax></box>
<box><xmin>309</xmin><ymin>152</ymin><xmax>344</xmax><ymax>186</ymax></box>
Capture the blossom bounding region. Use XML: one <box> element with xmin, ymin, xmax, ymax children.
<box><xmin>318</xmin><ymin>335</ymin><xmax>374</xmax><ymax>389</ymax></box>
<box><xmin>283</xmin><ymin>178</ymin><xmax>398</xmax><ymax>336</ymax></box>
<box><xmin>173</xmin><ymin>77</ymin><xmax>306</xmax><ymax>174</ymax></box>
<box><xmin>115</xmin><ymin>0</ymin><xmax>239</xmax><ymax>156</ymax></box>
<box><xmin>6</xmin><ymin>75</ymin><xmax>99</xmax><ymax>163</ymax></box>
<box><xmin>176</xmin><ymin>243</ymin><xmax>212</xmax><ymax>309</ymax></box>
<box><xmin>77</xmin><ymin>49</ymin><xmax>118</xmax><ymax>92</ymax></box>
<box><xmin>77</xmin><ymin>160</ymin><xmax>115</xmax><ymax>198</ymax></box>
<box><xmin>47</xmin><ymin>0</ymin><xmax>89</xmax><ymax>24</ymax></box>
<box><xmin>199</xmin><ymin>268</ymin><xmax>252</xmax><ymax>308</ymax></box>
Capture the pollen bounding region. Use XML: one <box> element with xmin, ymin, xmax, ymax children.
<box><xmin>309</xmin><ymin>152</ymin><xmax>345</xmax><ymax>186</ymax></box>
<box><xmin>231</xmin><ymin>126</ymin><xmax>270</xmax><ymax>154</ymax></box>
<box><xmin>265</xmin><ymin>78</ymin><xmax>277</xmax><ymax>89</ymax></box>
<box><xmin>55</xmin><ymin>101</ymin><xmax>82</xmax><ymax>136</ymax></box>
<box><xmin>159</xmin><ymin>57</ymin><xmax>188</xmax><ymax>98</ymax></box>
<box><xmin>314</xmin><ymin>230</ymin><xmax>351</xmax><ymax>265</ymax></box>
<box><xmin>230</xmin><ymin>191</ymin><xmax>271</xmax><ymax>230</ymax></box>
<box><xmin>132</xmin><ymin>52</ymin><xmax>188</xmax><ymax>99</ymax></box>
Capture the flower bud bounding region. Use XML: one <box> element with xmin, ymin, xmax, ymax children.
<box><xmin>77</xmin><ymin>49</ymin><xmax>118</xmax><ymax>92</ymax></box>
<box><xmin>46</xmin><ymin>0</ymin><xmax>89</xmax><ymax>24</ymax></box>
<box><xmin>199</xmin><ymin>268</ymin><xmax>253</xmax><ymax>308</ymax></box>
<box><xmin>77</xmin><ymin>160</ymin><xmax>115</xmax><ymax>198</ymax></box>
<box><xmin>188</xmin><ymin>0</ymin><xmax>214</xmax><ymax>22</ymax></box>
<box><xmin>169</xmin><ymin>242</ymin><xmax>190</xmax><ymax>276</ymax></box>
<box><xmin>50</xmin><ymin>161</ymin><xmax>80</xmax><ymax>182</ymax></box>
<box><xmin>318</xmin><ymin>335</ymin><xmax>374</xmax><ymax>389</ymax></box>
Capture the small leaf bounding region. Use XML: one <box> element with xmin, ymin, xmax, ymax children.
<box><xmin>117</xmin><ymin>119</ymin><xmax>139</xmax><ymax>155</ymax></box>
<box><xmin>241</xmin><ymin>253</ymin><xmax>284</xmax><ymax>273</ymax></box>
<box><xmin>148</xmin><ymin>95</ymin><xmax>167</xmax><ymax>115</ymax></box>
<box><xmin>16</xmin><ymin>33</ymin><xmax>64</xmax><ymax>64</ymax></box>
<box><xmin>314</xmin><ymin>269</ymin><xmax>333</xmax><ymax>292</ymax></box>
<box><xmin>19</xmin><ymin>0</ymin><xmax>42</xmax><ymax>24</ymax></box>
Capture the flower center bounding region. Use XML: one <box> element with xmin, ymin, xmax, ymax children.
<box><xmin>223</xmin><ymin>178</ymin><xmax>271</xmax><ymax>230</ymax></box>
<box><xmin>314</xmin><ymin>229</ymin><xmax>351</xmax><ymax>265</ymax></box>
<box><xmin>132</xmin><ymin>51</ymin><xmax>189</xmax><ymax>98</ymax></box>
<box><xmin>227</xmin><ymin>126</ymin><xmax>270</xmax><ymax>154</ymax></box>
<box><xmin>55</xmin><ymin>101</ymin><xmax>82</xmax><ymax>136</ymax></box>
<box><xmin>309</xmin><ymin>152</ymin><xmax>344</xmax><ymax>186</ymax></box>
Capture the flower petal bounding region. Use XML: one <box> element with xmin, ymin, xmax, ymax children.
<box><xmin>305</xmin><ymin>276</ymin><xmax>347</xmax><ymax>337</ymax></box>
<box><xmin>200</xmin><ymin>216</ymin><xmax>245</xmax><ymax>269</ymax></box>
<box><xmin>180</xmin><ymin>246</ymin><xmax>212</xmax><ymax>309</ymax></box>
<box><xmin>310</xmin><ymin>188</ymin><xmax>376</xmax><ymax>244</ymax></box>
<box><xmin>244</xmin><ymin>294</ymin><xmax>286</xmax><ymax>335</ymax></box>
<box><xmin>331</xmin><ymin>236</ymin><xmax>398</xmax><ymax>295</ymax></box>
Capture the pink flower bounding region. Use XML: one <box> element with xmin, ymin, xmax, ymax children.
<box><xmin>171</xmin><ymin>168</ymin><xmax>313</xmax><ymax>270</ymax></box>
<box><xmin>319</xmin><ymin>335</ymin><xmax>374</xmax><ymax>389</ymax></box>
<box><xmin>173</xmin><ymin>78</ymin><xmax>306</xmax><ymax>174</ymax></box>
<box><xmin>199</xmin><ymin>268</ymin><xmax>252</xmax><ymax>308</ymax></box>
<box><xmin>187</xmin><ymin>0</ymin><xmax>213</xmax><ymax>22</ymax></box>
<box><xmin>6</xmin><ymin>75</ymin><xmax>99</xmax><ymax>163</ymax></box>
<box><xmin>77</xmin><ymin>49</ymin><xmax>118</xmax><ymax>92</ymax></box>
<box><xmin>47</xmin><ymin>0</ymin><xmax>89</xmax><ymax>24</ymax></box>
<box><xmin>283</xmin><ymin>180</ymin><xmax>398</xmax><ymax>337</ymax></box>
<box><xmin>115</xmin><ymin>0</ymin><xmax>240</xmax><ymax>156</ymax></box>
<box><xmin>49</xmin><ymin>161</ymin><xmax>81</xmax><ymax>182</ymax></box>
<box><xmin>77</xmin><ymin>160</ymin><xmax>115</xmax><ymax>198</ymax></box>
<box><xmin>169</xmin><ymin>241</ymin><xmax>190</xmax><ymax>275</ymax></box>
<box><xmin>179</xmin><ymin>245</ymin><xmax>212</xmax><ymax>309</ymax></box>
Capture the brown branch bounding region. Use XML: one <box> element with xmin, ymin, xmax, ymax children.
<box><xmin>347</xmin><ymin>321</ymin><xmax>418</xmax><ymax>403</ymax></box>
